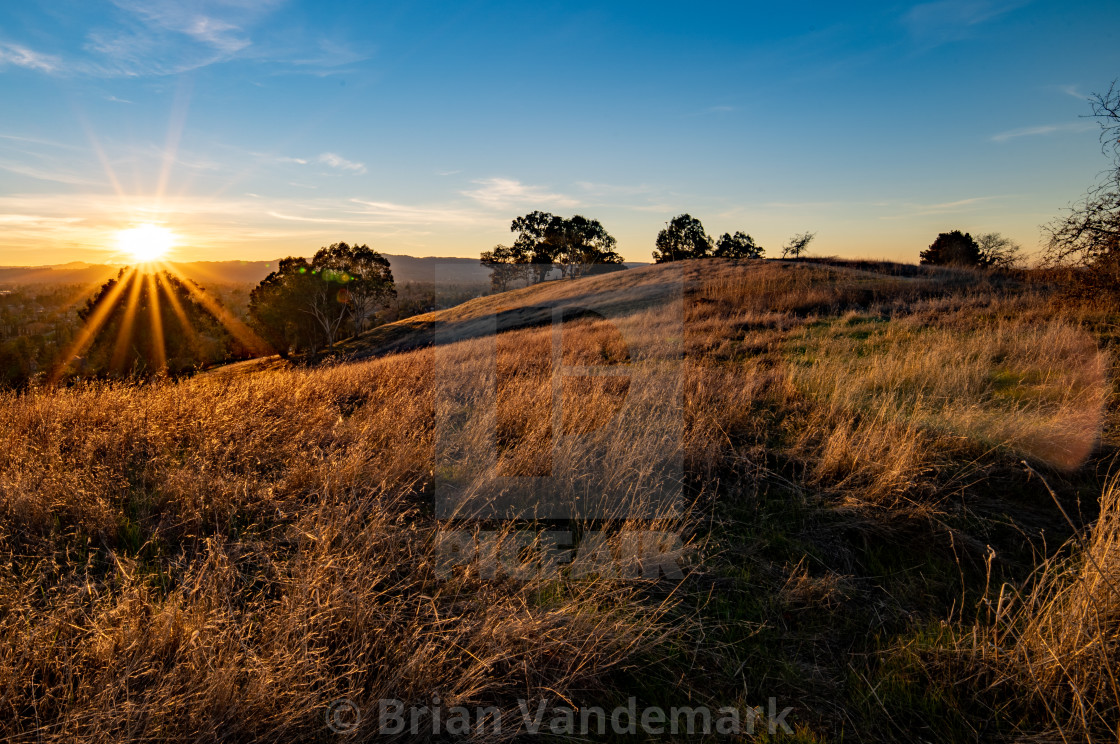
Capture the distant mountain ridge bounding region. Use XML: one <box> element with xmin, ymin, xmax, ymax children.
<box><xmin>0</xmin><ymin>254</ymin><xmax>493</xmax><ymax>287</ymax></box>
<box><xmin>0</xmin><ymin>255</ymin><xmax>648</xmax><ymax>288</ymax></box>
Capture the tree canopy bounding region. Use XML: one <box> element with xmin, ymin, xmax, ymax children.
<box><xmin>480</xmin><ymin>244</ymin><xmax>531</xmax><ymax>292</ymax></box>
<box><xmin>482</xmin><ymin>212</ymin><xmax>623</xmax><ymax>289</ymax></box>
<box><xmin>713</xmin><ymin>231</ymin><xmax>764</xmax><ymax>259</ymax></box>
<box><xmin>653</xmin><ymin>216</ymin><xmax>774</xmax><ymax>262</ymax></box>
<box><xmin>313</xmin><ymin>242</ymin><xmax>396</xmax><ymax>334</ymax></box>
<box><xmin>920</xmin><ymin>230</ymin><xmax>985</xmax><ymax>267</ymax></box>
<box><xmin>249</xmin><ymin>243</ymin><xmax>396</xmax><ymax>356</ymax></box>
<box><xmin>652</xmin><ymin>214</ymin><xmax>712</xmax><ymax>262</ymax></box>
<box><xmin>976</xmin><ymin>232</ymin><xmax>1023</xmax><ymax>269</ymax></box>
<box><xmin>554</xmin><ymin>215</ymin><xmax>624</xmax><ymax>276</ymax></box>
<box><xmin>781</xmin><ymin>232</ymin><xmax>816</xmax><ymax>259</ymax></box>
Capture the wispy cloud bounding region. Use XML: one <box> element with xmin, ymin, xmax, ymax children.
<box><xmin>1</xmin><ymin>1</ymin><xmax>364</xmax><ymax>78</ymax></box>
<box><xmin>0</xmin><ymin>160</ymin><xmax>102</xmax><ymax>187</ymax></box>
<box><xmin>0</xmin><ymin>191</ymin><xmax>371</xmax><ymax>260</ymax></box>
<box><xmin>0</xmin><ymin>42</ymin><xmax>60</xmax><ymax>73</ymax></box>
<box><xmin>287</xmin><ymin>38</ymin><xmax>372</xmax><ymax>70</ymax></box>
<box><xmin>762</xmin><ymin>200</ymin><xmax>845</xmax><ymax>209</ymax></box>
<box><xmin>317</xmin><ymin>152</ymin><xmax>366</xmax><ymax>174</ymax></box>
<box><xmin>349</xmin><ymin>199</ymin><xmax>496</xmax><ymax>226</ymax></box>
<box><xmin>902</xmin><ymin>0</ymin><xmax>1022</xmax><ymax>47</ymax></box>
<box><xmin>461</xmin><ymin>178</ymin><xmax>579</xmax><ymax>210</ymax></box>
<box><xmin>72</xmin><ymin>0</ymin><xmax>286</xmax><ymax>76</ymax></box>
<box><xmin>0</xmin><ymin>132</ymin><xmax>82</xmax><ymax>151</ymax></box>
<box><xmin>878</xmin><ymin>194</ymin><xmax>1012</xmax><ymax>220</ymax></box>
<box><xmin>266</xmin><ymin>211</ymin><xmax>380</xmax><ymax>225</ymax></box>
<box><xmin>108</xmin><ymin>0</ymin><xmax>258</xmax><ymax>53</ymax></box>
<box><xmin>628</xmin><ymin>201</ymin><xmax>700</xmax><ymax>214</ymax></box>
<box><xmin>991</xmin><ymin>121</ymin><xmax>1097</xmax><ymax>142</ymax></box>
<box><xmin>1059</xmin><ymin>84</ymin><xmax>1088</xmax><ymax>101</ymax></box>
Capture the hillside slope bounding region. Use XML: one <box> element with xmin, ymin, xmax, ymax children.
<box><xmin>1</xmin><ymin>258</ymin><xmax>1117</xmax><ymax>742</ymax></box>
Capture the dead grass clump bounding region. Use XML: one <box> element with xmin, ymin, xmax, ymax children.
<box><xmin>780</xmin><ymin>558</ymin><xmax>853</xmax><ymax>611</ymax></box>
<box><xmin>794</xmin><ymin>404</ymin><xmax>941</xmax><ymax>507</ymax></box>
<box><xmin>940</xmin><ymin>475</ymin><xmax>1120</xmax><ymax>741</ymax></box>
<box><xmin>1005</xmin><ymin>474</ymin><xmax>1120</xmax><ymax>739</ymax></box>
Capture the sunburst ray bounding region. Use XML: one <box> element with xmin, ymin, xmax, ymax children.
<box><xmin>49</xmin><ymin>267</ymin><xmax>137</xmax><ymax>385</ymax></box>
<box><xmin>145</xmin><ymin>271</ymin><xmax>167</xmax><ymax>373</ymax></box>
<box><xmin>109</xmin><ymin>270</ymin><xmax>145</xmax><ymax>374</ymax></box>
<box><xmin>154</xmin><ymin>269</ymin><xmax>202</xmax><ymax>356</ymax></box>
<box><xmin>160</xmin><ymin>262</ymin><xmax>274</xmax><ymax>357</ymax></box>
<box><xmin>155</xmin><ymin>77</ymin><xmax>193</xmax><ymax>207</ymax></box>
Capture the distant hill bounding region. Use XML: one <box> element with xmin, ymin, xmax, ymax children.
<box><xmin>0</xmin><ymin>263</ymin><xmax>120</xmax><ymax>287</ymax></box>
<box><xmin>0</xmin><ymin>254</ymin><xmax>492</xmax><ymax>288</ymax></box>
<box><xmin>0</xmin><ymin>256</ymin><xmax>647</xmax><ymax>288</ymax></box>
<box><xmin>176</xmin><ymin>254</ymin><xmax>500</xmax><ymax>287</ymax></box>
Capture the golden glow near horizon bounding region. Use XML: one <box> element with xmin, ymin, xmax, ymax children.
<box><xmin>117</xmin><ymin>224</ymin><xmax>175</xmax><ymax>263</ymax></box>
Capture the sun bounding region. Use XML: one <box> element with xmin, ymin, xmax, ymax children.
<box><xmin>117</xmin><ymin>224</ymin><xmax>175</xmax><ymax>263</ymax></box>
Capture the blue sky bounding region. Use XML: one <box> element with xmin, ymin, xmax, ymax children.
<box><xmin>0</xmin><ymin>0</ymin><xmax>1118</xmax><ymax>265</ymax></box>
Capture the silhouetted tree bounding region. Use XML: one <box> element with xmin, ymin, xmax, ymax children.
<box><xmin>481</xmin><ymin>244</ymin><xmax>531</xmax><ymax>291</ymax></box>
<box><xmin>1044</xmin><ymin>81</ymin><xmax>1120</xmax><ymax>288</ymax></box>
<box><xmin>313</xmin><ymin>242</ymin><xmax>396</xmax><ymax>334</ymax></box>
<box><xmin>977</xmin><ymin>232</ymin><xmax>1023</xmax><ymax>269</ymax></box>
<box><xmin>249</xmin><ymin>258</ymin><xmax>327</xmax><ymax>356</ymax></box>
<box><xmin>250</xmin><ymin>244</ymin><xmax>396</xmax><ymax>355</ymax></box>
<box><xmin>77</xmin><ymin>269</ymin><xmax>233</xmax><ymax>377</ymax></box>
<box><xmin>713</xmin><ymin>231</ymin><xmax>764</xmax><ymax>259</ymax></box>
<box><xmin>781</xmin><ymin>232</ymin><xmax>816</xmax><ymax>259</ymax></box>
<box><xmin>555</xmin><ymin>215</ymin><xmax>623</xmax><ymax>277</ymax></box>
<box><xmin>653</xmin><ymin>214</ymin><xmax>712</xmax><ymax>262</ymax></box>
<box><xmin>483</xmin><ymin>213</ymin><xmax>622</xmax><ymax>286</ymax></box>
<box><xmin>512</xmin><ymin>210</ymin><xmax>563</xmax><ymax>283</ymax></box>
<box><xmin>920</xmin><ymin>230</ymin><xmax>985</xmax><ymax>267</ymax></box>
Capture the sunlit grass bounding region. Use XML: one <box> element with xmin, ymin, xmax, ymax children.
<box><xmin>1</xmin><ymin>257</ymin><xmax>1116</xmax><ymax>742</ymax></box>
<box><xmin>789</xmin><ymin>316</ymin><xmax>1109</xmax><ymax>471</ymax></box>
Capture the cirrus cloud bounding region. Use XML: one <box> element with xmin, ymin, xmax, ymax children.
<box><xmin>991</xmin><ymin>121</ymin><xmax>1097</xmax><ymax>142</ymax></box>
<box><xmin>317</xmin><ymin>152</ymin><xmax>366</xmax><ymax>174</ymax></box>
<box><xmin>0</xmin><ymin>42</ymin><xmax>60</xmax><ymax>73</ymax></box>
<box><xmin>461</xmin><ymin>177</ymin><xmax>579</xmax><ymax>210</ymax></box>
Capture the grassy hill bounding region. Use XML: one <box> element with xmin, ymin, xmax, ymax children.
<box><xmin>1</xmin><ymin>258</ymin><xmax>1117</xmax><ymax>742</ymax></box>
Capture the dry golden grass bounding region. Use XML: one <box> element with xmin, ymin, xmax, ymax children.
<box><xmin>0</xmin><ymin>258</ymin><xmax>1115</xmax><ymax>741</ymax></box>
<box><xmin>951</xmin><ymin>473</ymin><xmax>1120</xmax><ymax>742</ymax></box>
<box><xmin>0</xmin><ymin>355</ymin><xmax>689</xmax><ymax>741</ymax></box>
<box><xmin>795</xmin><ymin>318</ymin><xmax>1108</xmax><ymax>468</ymax></box>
